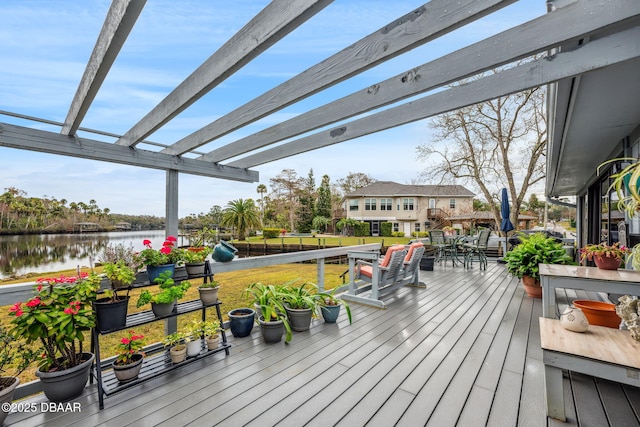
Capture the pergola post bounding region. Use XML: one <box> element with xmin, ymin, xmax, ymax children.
<box><xmin>165</xmin><ymin>169</ymin><xmax>179</xmax><ymax>335</ymax></box>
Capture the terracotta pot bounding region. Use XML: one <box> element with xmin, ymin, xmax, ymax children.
<box><xmin>521</xmin><ymin>275</ymin><xmax>542</xmax><ymax>298</ymax></box>
<box><xmin>593</xmin><ymin>255</ymin><xmax>622</xmax><ymax>270</ymax></box>
<box><xmin>573</xmin><ymin>300</ymin><xmax>621</xmax><ymax>328</ymax></box>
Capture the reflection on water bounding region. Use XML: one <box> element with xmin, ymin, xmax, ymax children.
<box><xmin>0</xmin><ymin>230</ymin><xmax>175</xmax><ymax>279</ymax></box>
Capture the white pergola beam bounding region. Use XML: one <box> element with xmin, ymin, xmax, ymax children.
<box><xmin>0</xmin><ymin>122</ymin><xmax>258</xmax><ymax>182</ymax></box>
<box><xmin>116</xmin><ymin>0</ymin><xmax>333</xmax><ymax>147</ymax></box>
<box><xmin>61</xmin><ymin>0</ymin><xmax>146</xmax><ymax>136</ymax></box>
<box><xmin>168</xmin><ymin>0</ymin><xmax>516</xmax><ymax>157</ymax></box>
<box><xmin>203</xmin><ymin>0</ymin><xmax>640</xmax><ymax>163</ymax></box>
<box><xmin>227</xmin><ymin>26</ymin><xmax>640</xmax><ymax>168</ymax></box>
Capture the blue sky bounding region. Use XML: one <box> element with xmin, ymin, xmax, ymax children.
<box><xmin>0</xmin><ymin>0</ymin><xmax>546</xmax><ymax>217</ymax></box>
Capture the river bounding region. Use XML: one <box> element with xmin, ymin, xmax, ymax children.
<box><xmin>0</xmin><ymin>230</ymin><xmax>193</xmax><ymax>279</ymax></box>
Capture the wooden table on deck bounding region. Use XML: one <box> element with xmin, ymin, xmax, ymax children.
<box><xmin>540</xmin><ymin>318</ymin><xmax>640</xmax><ymax>421</ymax></box>
<box><xmin>539</xmin><ymin>263</ymin><xmax>640</xmax><ymax>318</ymax></box>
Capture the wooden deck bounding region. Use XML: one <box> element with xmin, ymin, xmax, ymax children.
<box><xmin>6</xmin><ymin>261</ymin><xmax>640</xmax><ymax>426</ymax></box>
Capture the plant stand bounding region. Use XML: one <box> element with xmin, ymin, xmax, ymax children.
<box><xmin>91</xmin><ymin>260</ymin><xmax>229</xmax><ymax>410</ymax></box>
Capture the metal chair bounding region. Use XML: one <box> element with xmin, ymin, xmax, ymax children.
<box><xmin>463</xmin><ymin>229</ymin><xmax>491</xmax><ymax>269</ymax></box>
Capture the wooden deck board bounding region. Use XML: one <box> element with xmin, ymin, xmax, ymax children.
<box><xmin>5</xmin><ymin>261</ymin><xmax>639</xmax><ymax>426</ymax></box>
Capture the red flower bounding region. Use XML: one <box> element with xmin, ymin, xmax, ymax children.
<box><xmin>159</xmin><ymin>246</ymin><xmax>172</xmax><ymax>255</ymax></box>
<box><xmin>121</xmin><ymin>337</ymin><xmax>131</xmax><ymax>345</ymax></box>
<box><xmin>9</xmin><ymin>302</ymin><xmax>24</xmax><ymax>317</ymax></box>
<box><xmin>166</xmin><ymin>235</ymin><xmax>177</xmax><ymax>242</ymax></box>
<box><xmin>26</xmin><ymin>297</ymin><xmax>41</xmax><ymax>308</ymax></box>
<box><xmin>143</xmin><ymin>239</ymin><xmax>152</xmax><ymax>247</ymax></box>
<box><xmin>37</xmin><ymin>284</ymin><xmax>43</xmax><ymax>291</ymax></box>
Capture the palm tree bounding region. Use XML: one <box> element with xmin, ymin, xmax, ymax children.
<box><xmin>221</xmin><ymin>199</ymin><xmax>261</xmax><ymax>241</ymax></box>
<box><xmin>256</xmin><ymin>183</ymin><xmax>267</xmax><ymax>214</ymax></box>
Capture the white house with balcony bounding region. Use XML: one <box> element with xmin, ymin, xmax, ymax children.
<box><xmin>343</xmin><ymin>181</ymin><xmax>474</xmax><ymax>236</ymax></box>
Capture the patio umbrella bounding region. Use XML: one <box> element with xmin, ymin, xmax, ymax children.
<box><xmin>499</xmin><ymin>188</ymin><xmax>515</xmax><ymax>262</ymax></box>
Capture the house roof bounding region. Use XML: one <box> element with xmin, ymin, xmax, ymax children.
<box><xmin>447</xmin><ymin>211</ymin><xmax>536</xmax><ymax>221</ymax></box>
<box><xmin>345</xmin><ymin>181</ymin><xmax>475</xmax><ymax>198</ymax></box>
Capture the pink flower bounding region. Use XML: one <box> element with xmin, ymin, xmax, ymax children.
<box><xmin>26</xmin><ymin>297</ymin><xmax>41</xmax><ymax>308</ymax></box>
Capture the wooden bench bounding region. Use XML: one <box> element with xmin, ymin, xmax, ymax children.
<box><xmin>539</xmin><ymin>318</ymin><xmax>640</xmax><ymax>421</ymax></box>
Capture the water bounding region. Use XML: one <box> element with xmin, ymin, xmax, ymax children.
<box><xmin>0</xmin><ymin>230</ymin><xmax>190</xmax><ymax>279</ymax></box>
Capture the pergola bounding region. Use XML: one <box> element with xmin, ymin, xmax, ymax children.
<box><xmin>1</xmin><ymin>0</ymin><xmax>639</xmax><ymax>237</ymax></box>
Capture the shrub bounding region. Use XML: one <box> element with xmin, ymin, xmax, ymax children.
<box><xmin>380</xmin><ymin>222</ymin><xmax>392</xmax><ymax>237</ymax></box>
<box><xmin>262</xmin><ymin>228</ymin><xmax>281</xmax><ymax>239</ymax></box>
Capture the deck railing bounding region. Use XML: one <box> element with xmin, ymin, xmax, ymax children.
<box><xmin>0</xmin><ymin>243</ymin><xmax>381</xmax><ymax>399</ymax></box>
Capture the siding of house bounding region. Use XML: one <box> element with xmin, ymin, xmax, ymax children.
<box><xmin>343</xmin><ymin>182</ymin><xmax>474</xmax><ymax>236</ymax></box>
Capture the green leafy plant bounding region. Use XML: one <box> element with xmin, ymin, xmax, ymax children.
<box><xmin>114</xmin><ymin>330</ymin><xmax>145</xmax><ymax>365</ymax></box>
<box><xmin>135</xmin><ymin>271</ymin><xmax>191</xmax><ymax>307</ymax></box>
<box><xmin>316</xmin><ymin>287</ymin><xmax>352</xmax><ymax>325</ymax></box>
<box><xmin>183</xmin><ymin>247</ymin><xmax>211</xmax><ymax>264</ymax></box>
<box><xmin>580</xmin><ymin>242</ymin><xmax>630</xmax><ymax>263</ymax></box>
<box><xmin>162</xmin><ymin>331</ymin><xmax>186</xmax><ymax>351</ymax></box>
<box><xmin>184</xmin><ymin>319</ymin><xmax>220</xmax><ymax>342</ymax></box>
<box><xmin>280</xmin><ymin>282</ymin><xmax>319</xmax><ymax>312</ymax></box>
<box><xmin>8</xmin><ymin>272</ymin><xmax>101</xmax><ymax>371</ymax></box>
<box><xmin>598</xmin><ymin>157</ymin><xmax>640</xmax><ymax>217</ymax></box>
<box><xmin>199</xmin><ymin>280</ymin><xmax>220</xmax><ymax>289</ymax></box>
<box><xmin>102</xmin><ymin>260</ymin><xmax>136</xmax><ymax>301</ymax></box>
<box><xmin>244</xmin><ymin>282</ymin><xmax>292</xmax><ymax>342</ymax></box>
<box><xmin>503</xmin><ymin>232</ymin><xmax>575</xmax><ymax>281</ymax></box>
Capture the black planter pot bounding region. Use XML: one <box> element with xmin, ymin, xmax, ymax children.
<box><xmin>285</xmin><ymin>306</ymin><xmax>313</xmax><ymax>332</ymax></box>
<box><xmin>35</xmin><ymin>353</ymin><xmax>94</xmax><ymax>402</ymax></box>
<box><xmin>420</xmin><ymin>256</ymin><xmax>435</xmax><ymax>271</ymax></box>
<box><xmin>258</xmin><ymin>316</ymin><xmax>284</xmax><ymax>343</ymax></box>
<box><xmin>228</xmin><ymin>308</ymin><xmax>255</xmax><ymax>338</ymax></box>
<box><xmin>93</xmin><ymin>296</ymin><xmax>129</xmax><ymax>333</ymax></box>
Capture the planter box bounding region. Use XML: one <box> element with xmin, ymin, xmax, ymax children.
<box><xmin>420</xmin><ymin>256</ymin><xmax>435</xmax><ymax>271</ymax></box>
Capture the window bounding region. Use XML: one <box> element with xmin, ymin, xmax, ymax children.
<box><xmin>449</xmin><ymin>198</ymin><xmax>456</xmax><ymax>209</ymax></box>
<box><xmin>393</xmin><ymin>222</ymin><xmax>399</xmax><ymax>232</ymax></box>
<box><xmin>415</xmin><ymin>222</ymin><xmax>421</xmax><ymax>232</ymax></box>
<box><xmin>380</xmin><ymin>198</ymin><xmax>392</xmax><ymax>211</ymax></box>
<box><xmin>349</xmin><ymin>199</ymin><xmax>359</xmax><ymax>211</ymax></box>
<box><xmin>403</xmin><ymin>198</ymin><xmax>414</xmax><ymax>211</ymax></box>
<box><xmin>365</xmin><ymin>198</ymin><xmax>377</xmax><ymax>211</ymax></box>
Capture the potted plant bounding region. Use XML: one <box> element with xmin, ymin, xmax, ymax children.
<box><xmin>227</xmin><ymin>307</ymin><xmax>256</xmax><ymax>338</ymax></box>
<box><xmin>183</xmin><ymin>246</ymin><xmax>212</xmax><ymax>277</ymax></box>
<box><xmin>198</xmin><ymin>280</ymin><xmax>220</xmax><ymax>305</ymax></box>
<box><xmin>94</xmin><ymin>260</ymin><xmax>136</xmax><ymax>333</ymax></box>
<box><xmin>280</xmin><ymin>282</ymin><xmax>319</xmax><ymax>332</ymax></box>
<box><xmin>135</xmin><ymin>236</ymin><xmax>181</xmax><ymax>283</ymax></box>
<box><xmin>112</xmin><ymin>330</ymin><xmax>145</xmax><ymax>383</ymax></box>
<box><xmin>316</xmin><ymin>287</ymin><xmax>352</xmax><ymax>324</ymax></box>
<box><xmin>244</xmin><ymin>282</ymin><xmax>292</xmax><ymax>343</ymax></box>
<box><xmin>0</xmin><ymin>327</ymin><xmax>37</xmax><ymax>424</ymax></box>
<box><xmin>135</xmin><ymin>271</ymin><xmax>191</xmax><ymax>317</ymax></box>
<box><xmin>8</xmin><ymin>272</ymin><xmax>101</xmax><ymax>402</ymax></box>
<box><xmin>162</xmin><ymin>332</ymin><xmax>187</xmax><ymax>364</ymax></box>
<box><xmin>503</xmin><ymin>232</ymin><xmax>575</xmax><ymax>298</ymax></box>
<box><xmin>579</xmin><ymin>242</ymin><xmax>630</xmax><ymax>270</ymax></box>
<box><xmin>201</xmin><ymin>319</ymin><xmax>222</xmax><ymax>350</ymax></box>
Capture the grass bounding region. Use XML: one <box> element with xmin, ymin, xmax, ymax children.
<box><xmin>1</xmin><ymin>262</ymin><xmax>351</xmax><ymax>384</ymax></box>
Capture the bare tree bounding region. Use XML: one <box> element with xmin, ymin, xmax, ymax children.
<box><xmin>417</xmin><ymin>83</ymin><xmax>546</xmax><ymax>230</ymax></box>
<box><xmin>269</xmin><ymin>169</ymin><xmax>303</xmax><ymax>231</ymax></box>
<box><xmin>336</xmin><ymin>172</ymin><xmax>377</xmax><ymax>196</ymax></box>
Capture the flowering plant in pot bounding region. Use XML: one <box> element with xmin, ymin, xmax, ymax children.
<box><xmin>135</xmin><ymin>236</ymin><xmax>182</xmax><ymax>282</ymax></box>
<box><xmin>579</xmin><ymin>242</ymin><xmax>630</xmax><ymax>269</ymax></box>
<box><xmin>8</xmin><ymin>272</ymin><xmax>101</xmax><ymax>402</ymax></box>
<box><xmin>113</xmin><ymin>330</ymin><xmax>145</xmax><ymax>382</ymax></box>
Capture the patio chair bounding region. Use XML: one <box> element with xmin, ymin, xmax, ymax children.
<box><xmin>429</xmin><ymin>229</ymin><xmax>458</xmax><ymax>266</ymax></box>
<box><xmin>398</xmin><ymin>241</ymin><xmax>426</xmax><ymax>287</ymax></box>
<box><xmin>463</xmin><ymin>229</ymin><xmax>491</xmax><ymax>269</ymax></box>
<box><xmin>354</xmin><ymin>245</ymin><xmax>407</xmax><ymax>285</ymax></box>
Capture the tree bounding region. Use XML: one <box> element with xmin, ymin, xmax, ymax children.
<box><xmin>316</xmin><ymin>174</ymin><xmax>333</xmax><ymax>219</ymax></box>
<box><xmin>336</xmin><ymin>172</ymin><xmax>376</xmax><ymax>196</ymax></box>
<box><xmin>296</xmin><ymin>169</ymin><xmax>316</xmax><ymax>233</ymax></box>
<box><xmin>417</xmin><ymin>81</ymin><xmax>546</xmax><ymax>232</ymax></box>
<box><xmin>221</xmin><ymin>199</ymin><xmax>261</xmax><ymax>241</ymax></box>
<box><xmin>256</xmin><ymin>184</ymin><xmax>267</xmax><ymax>220</ymax></box>
<box><xmin>269</xmin><ymin>169</ymin><xmax>303</xmax><ymax>231</ymax></box>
